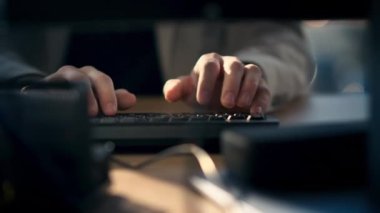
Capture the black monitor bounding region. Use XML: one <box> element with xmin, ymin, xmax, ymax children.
<box><xmin>8</xmin><ymin>0</ymin><xmax>370</xmax><ymax>24</ymax></box>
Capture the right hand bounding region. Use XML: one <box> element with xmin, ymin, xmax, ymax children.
<box><xmin>163</xmin><ymin>53</ymin><xmax>271</xmax><ymax>114</ymax></box>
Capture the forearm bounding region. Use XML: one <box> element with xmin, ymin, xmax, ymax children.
<box><xmin>234</xmin><ymin>21</ymin><xmax>315</xmax><ymax>110</ymax></box>
<box><xmin>0</xmin><ymin>53</ymin><xmax>46</xmax><ymax>86</ymax></box>
<box><xmin>0</xmin><ymin>9</ymin><xmax>46</xmax><ymax>86</ymax></box>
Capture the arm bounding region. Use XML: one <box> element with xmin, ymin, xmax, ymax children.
<box><xmin>0</xmin><ymin>53</ymin><xmax>46</xmax><ymax>84</ymax></box>
<box><xmin>0</xmin><ymin>0</ymin><xmax>46</xmax><ymax>85</ymax></box>
<box><xmin>0</xmin><ymin>29</ymin><xmax>135</xmax><ymax>116</ymax></box>
<box><xmin>0</xmin><ymin>0</ymin><xmax>136</xmax><ymax>115</ymax></box>
<box><xmin>233</xmin><ymin>21</ymin><xmax>315</xmax><ymax>110</ymax></box>
<box><xmin>163</xmin><ymin>21</ymin><xmax>315</xmax><ymax>113</ymax></box>
<box><xmin>0</xmin><ymin>57</ymin><xmax>137</xmax><ymax>116</ymax></box>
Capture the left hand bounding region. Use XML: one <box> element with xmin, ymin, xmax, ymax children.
<box><xmin>45</xmin><ymin>65</ymin><xmax>136</xmax><ymax>116</ymax></box>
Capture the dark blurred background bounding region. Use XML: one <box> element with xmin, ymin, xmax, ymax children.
<box><xmin>8</xmin><ymin>0</ymin><xmax>370</xmax><ymax>22</ymax></box>
<box><xmin>5</xmin><ymin>0</ymin><xmax>370</xmax><ymax>95</ymax></box>
<box><xmin>304</xmin><ymin>20</ymin><xmax>368</xmax><ymax>94</ymax></box>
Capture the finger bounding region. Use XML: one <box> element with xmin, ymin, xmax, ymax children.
<box><xmin>221</xmin><ymin>56</ymin><xmax>244</xmax><ymax>108</ymax></box>
<box><xmin>236</xmin><ymin>64</ymin><xmax>262</xmax><ymax>108</ymax></box>
<box><xmin>46</xmin><ymin>65</ymin><xmax>99</xmax><ymax>116</ymax></box>
<box><xmin>194</xmin><ymin>53</ymin><xmax>223</xmax><ymax>105</ymax></box>
<box><xmin>250</xmin><ymin>80</ymin><xmax>272</xmax><ymax>114</ymax></box>
<box><xmin>80</xmin><ymin>66</ymin><xmax>117</xmax><ymax>116</ymax></box>
<box><xmin>115</xmin><ymin>89</ymin><xmax>137</xmax><ymax>110</ymax></box>
<box><xmin>86</xmin><ymin>90</ymin><xmax>99</xmax><ymax>116</ymax></box>
<box><xmin>163</xmin><ymin>75</ymin><xmax>194</xmax><ymax>102</ymax></box>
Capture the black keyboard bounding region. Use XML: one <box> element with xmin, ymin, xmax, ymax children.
<box><xmin>90</xmin><ymin>112</ymin><xmax>279</xmax><ymax>141</ymax></box>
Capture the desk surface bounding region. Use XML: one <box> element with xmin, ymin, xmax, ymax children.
<box><xmin>101</xmin><ymin>93</ymin><xmax>368</xmax><ymax>213</ymax></box>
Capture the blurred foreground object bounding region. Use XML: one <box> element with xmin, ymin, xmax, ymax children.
<box><xmin>0</xmin><ymin>82</ymin><xmax>110</xmax><ymax>212</ymax></box>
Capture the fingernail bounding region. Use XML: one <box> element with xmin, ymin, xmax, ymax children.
<box><xmin>105</xmin><ymin>103</ymin><xmax>116</xmax><ymax>115</ymax></box>
<box><xmin>223</xmin><ymin>92</ymin><xmax>235</xmax><ymax>108</ymax></box>
<box><xmin>251</xmin><ymin>106</ymin><xmax>262</xmax><ymax>114</ymax></box>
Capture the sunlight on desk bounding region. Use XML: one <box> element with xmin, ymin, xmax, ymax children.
<box><xmin>109</xmin><ymin>168</ymin><xmax>222</xmax><ymax>213</ymax></box>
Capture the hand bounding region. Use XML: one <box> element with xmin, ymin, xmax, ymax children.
<box><xmin>163</xmin><ymin>53</ymin><xmax>271</xmax><ymax>114</ymax></box>
<box><xmin>45</xmin><ymin>65</ymin><xmax>136</xmax><ymax>116</ymax></box>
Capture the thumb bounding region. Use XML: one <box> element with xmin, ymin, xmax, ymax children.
<box><xmin>163</xmin><ymin>75</ymin><xmax>194</xmax><ymax>102</ymax></box>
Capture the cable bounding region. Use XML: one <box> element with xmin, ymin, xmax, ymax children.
<box><xmin>111</xmin><ymin>143</ymin><xmax>220</xmax><ymax>181</ymax></box>
<box><xmin>110</xmin><ymin>143</ymin><xmax>259</xmax><ymax>213</ymax></box>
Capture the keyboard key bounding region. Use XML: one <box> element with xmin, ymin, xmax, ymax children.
<box><xmin>118</xmin><ymin>116</ymin><xmax>136</xmax><ymax>123</ymax></box>
<box><xmin>190</xmin><ymin>114</ymin><xmax>210</xmax><ymax>121</ymax></box>
<box><xmin>171</xmin><ymin>114</ymin><xmax>190</xmax><ymax>122</ymax></box>
<box><xmin>231</xmin><ymin>113</ymin><xmax>248</xmax><ymax>120</ymax></box>
<box><xmin>135</xmin><ymin>117</ymin><xmax>150</xmax><ymax>123</ymax></box>
<box><xmin>210</xmin><ymin>113</ymin><xmax>228</xmax><ymax>121</ymax></box>
<box><xmin>99</xmin><ymin>117</ymin><xmax>118</xmax><ymax>124</ymax></box>
<box><xmin>149</xmin><ymin>114</ymin><xmax>171</xmax><ymax>122</ymax></box>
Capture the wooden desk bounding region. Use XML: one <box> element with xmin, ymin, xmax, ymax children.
<box><xmin>101</xmin><ymin>93</ymin><xmax>368</xmax><ymax>213</ymax></box>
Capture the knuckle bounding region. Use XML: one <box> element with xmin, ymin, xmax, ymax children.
<box><xmin>199</xmin><ymin>54</ymin><xmax>208</xmax><ymax>62</ymax></box>
<box><xmin>245</xmin><ymin>64</ymin><xmax>262</xmax><ymax>74</ymax></box>
<box><xmin>81</xmin><ymin>66</ymin><xmax>112</xmax><ymax>83</ymax></box>
<box><xmin>200</xmin><ymin>52</ymin><xmax>220</xmax><ymax>61</ymax></box>
<box><xmin>57</xmin><ymin>65</ymin><xmax>76</xmax><ymax>74</ymax></box>
<box><xmin>81</xmin><ymin>65</ymin><xmax>97</xmax><ymax>71</ymax></box>
<box><xmin>203</xmin><ymin>60</ymin><xmax>220</xmax><ymax>74</ymax></box>
<box><xmin>205</xmin><ymin>52</ymin><xmax>219</xmax><ymax>59</ymax></box>
<box><xmin>96</xmin><ymin>73</ymin><xmax>112</xmax><ymax>83</ymax></box>
<box><xmin>226</xmin><ymin>60</ymin><xmax>244</xmax><ymax>74</ymax></box>
<box><xmin>57</xmin><ymin>66</ymin><xmax>88</xmax><ymax>81</ymax></box>
<box><xmin>228</xmin><ymin>56</ymin><xmax>240</xmax><ymax>62</ymax></box>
